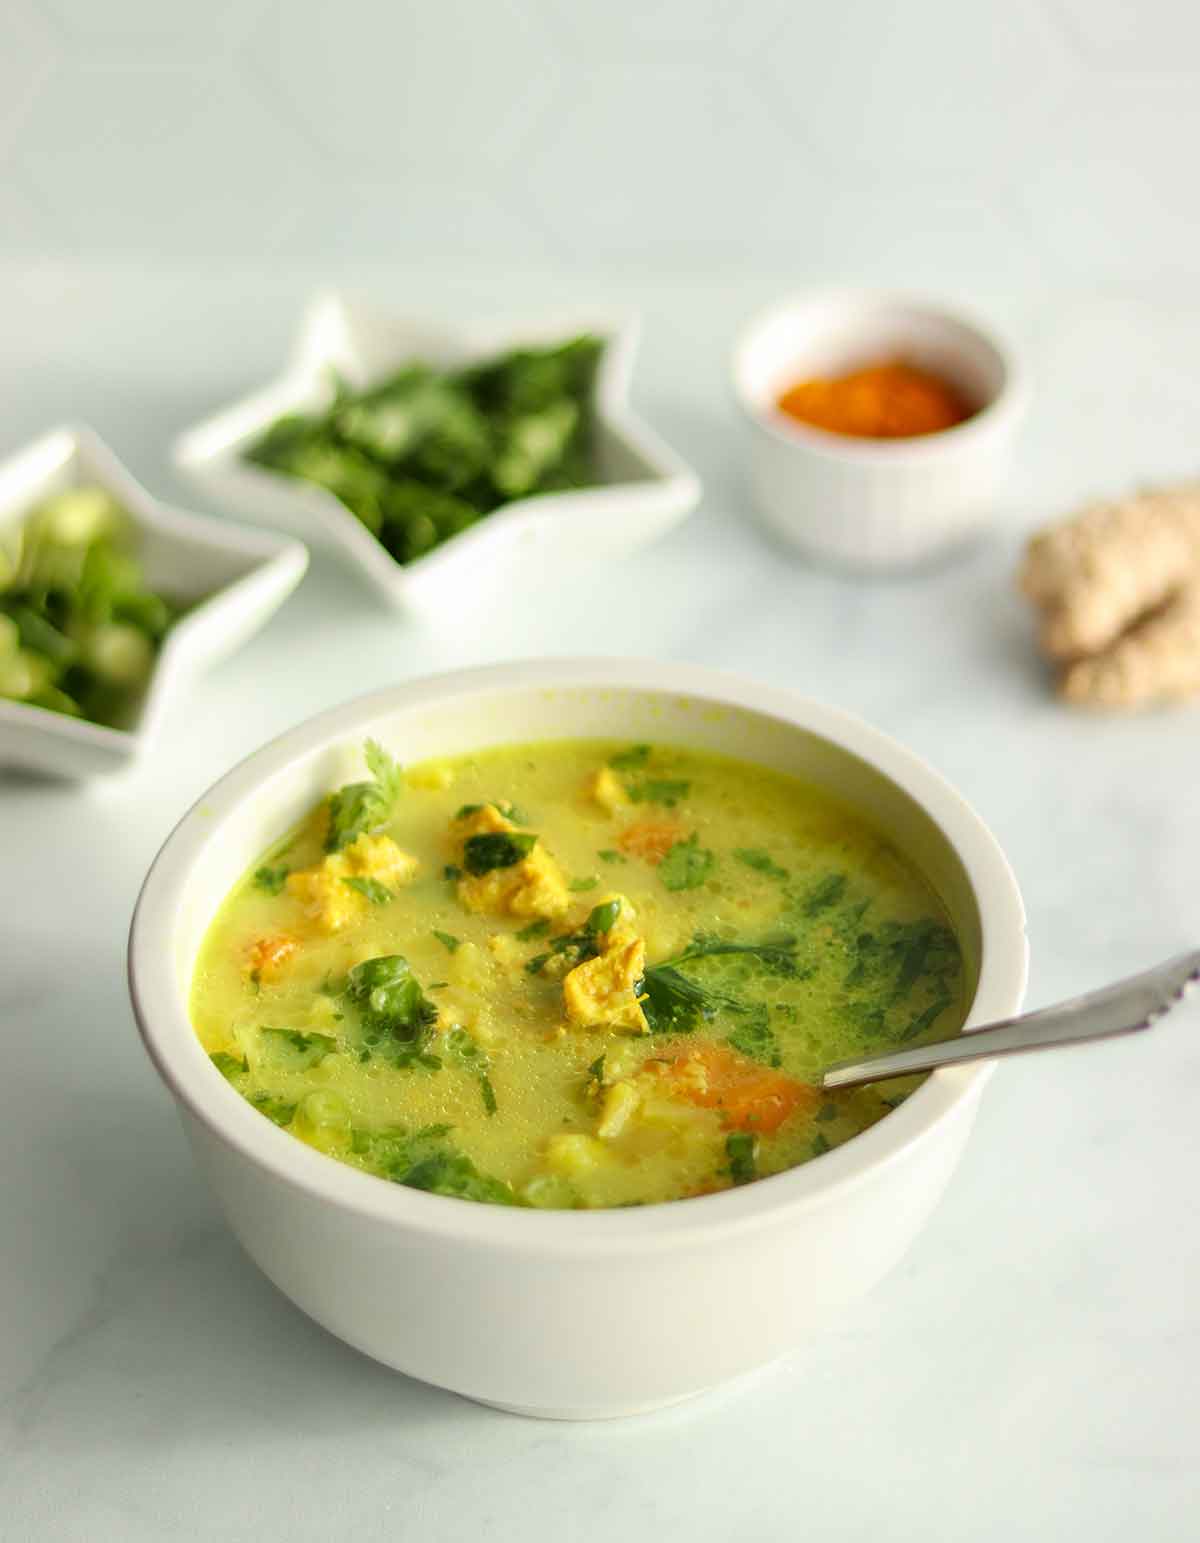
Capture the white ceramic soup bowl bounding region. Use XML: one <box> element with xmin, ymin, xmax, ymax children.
<box><xmin>732</xmin><ymin>291</ymin><xmax>1027</xmax><ymax>569</ymax></box>
<box><xmin>128</xmin><ymin>659</ymin><xmax>1027</xmax><ymax>1420</ymax></box>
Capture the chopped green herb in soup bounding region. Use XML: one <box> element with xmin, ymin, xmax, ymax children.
<box><xmin>190</xmin><ymin>740</ymin><xmax>966</xmax><ymax>1209</ymax></box>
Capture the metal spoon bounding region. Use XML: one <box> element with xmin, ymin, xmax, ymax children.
<box><xmin>822</xmin><ymin>948</ymin><xmax>1200</xmax><ymax>1091</ymax></box>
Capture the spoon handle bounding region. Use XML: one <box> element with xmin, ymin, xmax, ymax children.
<box><xmin>822</xmin><ymin>948</ymin><xmax>1200</xmax><ymax>1091</ymax></box>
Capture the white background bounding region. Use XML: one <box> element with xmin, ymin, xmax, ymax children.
<box><xmin>2</xmin><ymin>5</ymin><xmax>1200</xmax><ymax>1539</ymax></box>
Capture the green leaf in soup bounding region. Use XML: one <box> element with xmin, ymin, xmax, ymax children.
<box><xmin>568</xmin><ymin>876</ymin><xmax>599</xmax><ymax>892</ymax></box>
<box><xmin>259</xmin><ymin>1027</ymin><xmax>339</xmax><ymax>1069</ymax></box>
<box><xmin>608</xmin><ymin>743</ymin><xmax>651</xmax><ymax>771</ymax></box>
<box><xmin>432</xmin><ymin>929</ymin><xmax>461</xmax><ymax>953</ymax></box>
<box><xmin>626</xmin><ymin>779</ymin><xmax>690</xmax><ymax>808</ymax></box>
<box><xmin>398</xmin><ymin>1148</ymin><xmax>516</xmax><ymax>1206</ymax></box>
<box><xmin>669</xmin><ymin>931</ymin><xmax>798</xmax><ymax>975</ymax></box>
<box><xmin>804</xmin><ymin>873</ymin><xmax>847</xmax><ymax>916</ymax></box>
<box><xmin>515</xmin><ymin>918</ymin><xmax>550</xmax><ymax>942</ymax></box>
<box><xmin>345</xmin><ymin>955</ymin><xmax>439</xmax><ymax>1067</ymax></box>
<box><xmin>733</xmin><ymin>847</ymin><xmax>789</xmax><ymax>881</ymax></box>
<box><xmin>585</xmin><ymin>1053</ymin><xmax>606</xmax><ymax>1096</ymax></box>
<box><xmin>253</xmin><ymin>864</ymin><xmax>290</xmax><ymax>895</ymax></box>
<box><xmin>343</xmin><ymin>876</ymin><xmax>392</xmax><ymax>905</ymax></box>
<box><xmin>363</xmin><ymin>1112</ymin><xmax>517</xmax><ymax>1203</ymax></box>
<box><xmin>325</xmin><ymin>738</ymin><xmax>404</xmax><ymax>853</ymax></box>
<box><xmin>725</xmin><ymin>1005</ymin><xmax>781</xmax><ymax>1067</ymax></box>
<box><xmin>209</xmin><ymin>1051</ymin><xmax>247</xmax><ymax>1084</ymax></box>
<box><xmin>527</xmin><ymin>900</ymin><xmax>623</xmax><ymax>978</ymax></box>
<box><xmin>597</xmin><ymin>849</ymin><xmax>625</xmax><ymax>865</ymax></box>
<box><xmin>639</xmin><ymin>932</ymin><xmax>798</xmax><ymax>1035</ymax></box>
<box><xmin>811</xmin><ymin>1132</ymin><xmax>831</xmax><ymax>1157</ymax></box>
<box><xmin>898</xmin><ymin>992</ymin><xmax>955</xmax><ymax>1042</ymax></box>
<box><xmin>462</xmin><ymin>831</ymin><xmax>537</xmax><ymax>875</ymax></box>
<box><xmin>250</xmin><ymin>1094</ymin><xmax>297</xmax><ymax>1127</ymax></box>
<box><xmin>638</xmin><ymin>965</ymin><xmax>740</xmax><ymax>1034</ymax></box>
<box><xmin>725</xmin><ymin>1132</ymin><xmax>758</xmax><ymax>1186</ymax></box>
<box><xmin>444</xmin><ymin>1027</ymin><xmax>497</xmax><ymax>1116</ymax></box>
<box><xmin>457</xmin><ymin>799</ymin><xmax>529</xmax><ymax>824</ymax></box>
<box><xmin>659</xmin><ymin>834</ymin><xmax>715</xmax><ymax>892</ymax></box>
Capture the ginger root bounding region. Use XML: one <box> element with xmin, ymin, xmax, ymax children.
<box><xmin>1019</xmin><ymin>483</ymin><xmax>1200</xmax><ymax>709</ymax></box>
<box><xmin>1061</xmin><ymin>585</ymin><xmax>1200</xmax><ymax>709</ymax></box>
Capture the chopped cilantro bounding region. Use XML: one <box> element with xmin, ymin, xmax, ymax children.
<box><xmin>811</xmin><ymin>1132</ymin><xmax>831</xmax><ymax>1157</ymax></box>
<box><xmin>659</xmin><ymin>834</ymin><xmax>715</xmax><ymax>892</ymax></box>
<box><xmin>726</xmin><ymin>1005</ymin><xmax>781</xmax><ymax>1067</ymax></box>
<box><xmin>209</xmin><ymin>1051</ymin><xmax>247</xmax><ymax>1083</ymax></box>
<box><xmin>804</xmin><ymin>872</ymin><xmax>847</xmax><ymax>916</ymax></box>
<box><xmin>250</xmin><ymin>1093</ymin><xmax>296</xmax><ymax>1127</ymax></box>
<box><xmin>342</xmin><ymin>875</ymin><xmax>392</xmax><ymax>905</ymax></box>
<box><xmin>733</xmin><ymin>848</ymin><xmax>788</xmax><ymax>881</ymax></box>
<box><xmin>585</xmin><ymin>1053</ymin><xmax>606</xmax><ymax>1096</ymax></box>
<box><xmin>609</xmin><ymin>744</ymin><xmax>651</xmax><ymax>770</ymax></box>
<box><xmin>627</xmin><ymin>778</ymin><xmax>690</xmax><ymax>808</ymax></box>
<box><xmin>726</xmin><ymin>1132</ymin><xmax>758</xmax><ymax>1186</ymax></box>
<box><xmin>639</xmin><ymin>932</ymin><xmax>799</xmax><ymax>1034</ymax></box>
<box><xmin>260</xmin><ymin>1027</ymin><xmax>338</xmax><ymax>1068</ymax></box>
<box><xmin>515</xmin><ymin>918</ymin><xmax>550</xmax><ymax>941</ymax></box>
<box><xmin>462</xmin><ymin>831</ymin><xmax>536</xmax><ymax>875</ymax></box>
<box><xmin>345</xmin><ymin>954</ymin><xmax>439</xmax><ymax>1069</ymax></box>
<box><xmin>899</xmin><ymin>992</ymin><xmax>954</xmax><ymax>1042</ymax></box>
<box><xmin>353</xmin><ymin>1122</ymin><xmax>514</xmax><ymax>1204</ymax></box>
<box><xmin>445</xmin><ymin>1027</ymin><xmax>498</xmax><ymax>1116</ymax></box>
<box><xmin>432</xmin><ymin>930</ymin><xmax>460</xmax><ymax>953</ymax></box>
<box><xmin>568</xmin><ymin>876</ymin><xmax>599</xmax><ymax>892</ymax></box>
<box><xmin>456</xmin><ymin>799</ymin><xmax>527</xmax><ymax>824</ymax></box>
<box><xmin>597</xmin><ymin>849</ymin><xmax>625</xmax><ymax>864</ymax></box>
<box><xmin>526</xmin><ymin>900</ymin><xmax>622</xmax><ymax>977</ymax></box>
<box><xmin>399</xmin><ymin>1149</ymin><xmax>514</xmax><ymax>1205</ymax></box>
<box><xmin>325</xmin><ymin>738</ymin><xmax>404</xmax><ymax>853</ymax></box>
<box><xmin>253</xmin><ymin>864</ymin><xmax>290</xmax><ymax>895</ymax></box>
<box><xmin>443</xmin><ymin>863</ymin><xmax>462</xmax><ymax>880</ymax></box>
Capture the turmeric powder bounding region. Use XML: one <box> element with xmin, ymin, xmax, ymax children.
<box><xmin>776</xmin><ymin>359</ymin><xmax>973</xmax><ymax>440</ymax></box>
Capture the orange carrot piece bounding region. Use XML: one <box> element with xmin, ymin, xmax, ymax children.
<box><xmin>617</xmin><ymin>818</ymin><xmax>688</xmax><ymax>866</ymax></box>
<box><xmin>246</xmin><ymin>933</ymin><xmax>298</xmax><ymax>981</ymax></box>
<box><xmin>668</xmin><ymin>1043</ymin><xmax>815</xmax><ymax>1135</ymax></box>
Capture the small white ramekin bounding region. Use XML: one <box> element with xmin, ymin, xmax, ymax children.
<box><xmin>732</xmin><ymin>291</ymin><xmax>1027</xmax><ymax>569</ymax></box>
<box><xmin>128</xmin><ymin>659</ymin><xmax>1027</xmax><ymax>1420</ymax></box>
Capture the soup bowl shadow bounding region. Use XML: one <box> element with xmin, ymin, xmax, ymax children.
<box><xmin>127</xmin><ymin>658</ymin><xmax>1027</xmax><ymax>1419</ymax></box>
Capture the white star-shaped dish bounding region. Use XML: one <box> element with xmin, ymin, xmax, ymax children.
<box><xmin>172</xmin><ymin>292</ymin><xmax>702</xmax><ymax>614</ymax></box>
<box><xmin>0</xmin><ymin>426</ymin><xmax>307</xmax><ymax>780</ymax></box>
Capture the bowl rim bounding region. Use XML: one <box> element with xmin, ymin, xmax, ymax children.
<box><xmin>128</xmin><ymin>657</ymin><xmax>1028</xmax><ymax>1254</ymax></box>
<box><xmin>730</xmin><ymin>287</ymin><xmax>1027</xmax><ymax>464</ymax></box>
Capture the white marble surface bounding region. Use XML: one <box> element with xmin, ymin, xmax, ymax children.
<box><xmin>2</xmin><ymin>264</ymin><xmax>1199</xmax><ymax>1540</ymax></box>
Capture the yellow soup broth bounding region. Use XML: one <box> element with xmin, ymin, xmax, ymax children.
<box><xmin>190</xmin><ymin>738</ymin><xmax>966</xmax><ymax>1209</ymax></box>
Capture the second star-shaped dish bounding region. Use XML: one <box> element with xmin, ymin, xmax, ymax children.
<box><xmin>171</xmin><ymin>292</ymin><xmax>702</xmax><ymax>614</ymax></box>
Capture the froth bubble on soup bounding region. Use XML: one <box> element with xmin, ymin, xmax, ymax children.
<box><xmin>189</xmin><ymin>738</ymin><xmax>966</xmax><ymax>1209</ymax></box>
